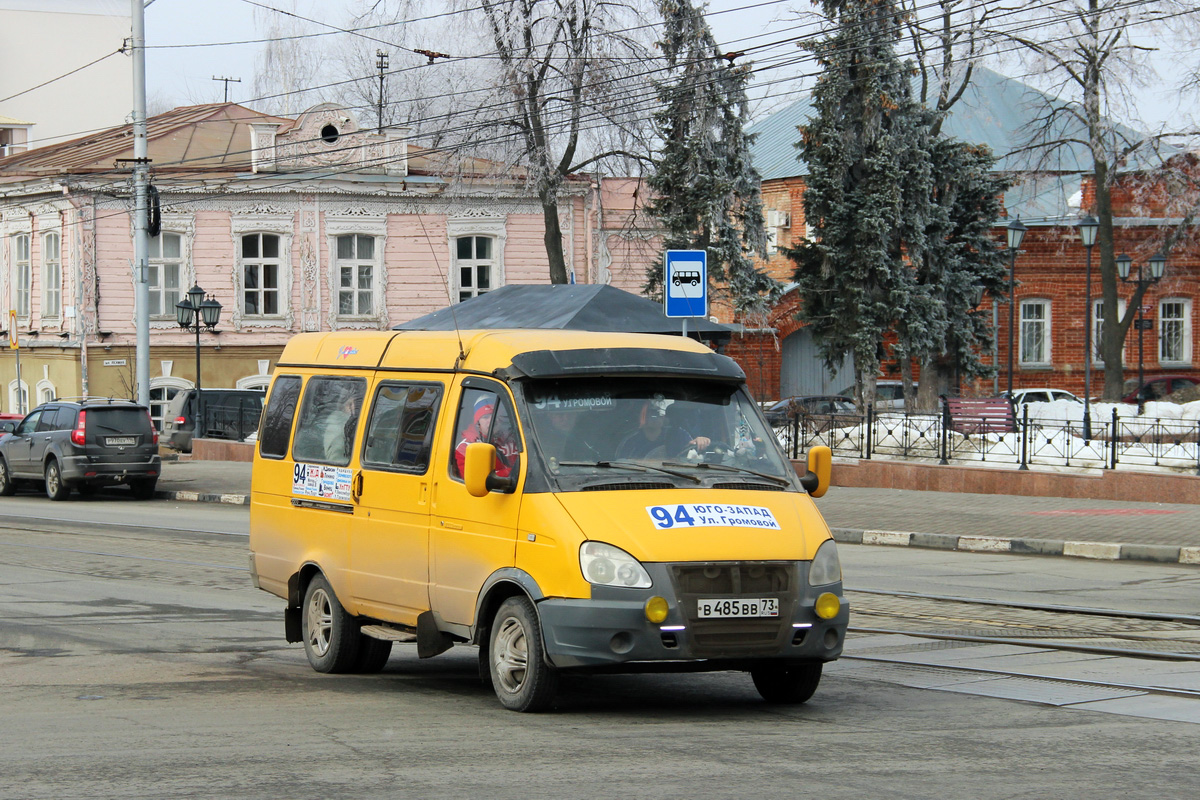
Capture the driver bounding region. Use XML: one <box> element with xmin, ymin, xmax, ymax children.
<box><xmin>615</xmin><ymin>395</ymin><xmax>710</xmax><ymax>460</ymax></box>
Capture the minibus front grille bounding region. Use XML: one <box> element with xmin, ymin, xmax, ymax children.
<box><xmin>581</xmin><ymin>482</ymin><xmax>674</xmax><ymax>491</ymax></box>
<box><xmin>670</xmin><ymin>563</ymin><xmax>792</xmax><ymax>595</ymax></box>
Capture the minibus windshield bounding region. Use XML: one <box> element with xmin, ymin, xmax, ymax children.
<box><xmin>522</xmin><ymin>378</ymin><xmax>795</xmax><ymax>487</ymax></box>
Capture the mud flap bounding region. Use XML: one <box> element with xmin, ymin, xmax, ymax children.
<box><xmin>284</xmin><ymin>606</ymin><xmax>301</xmax><ymax>643</ymax></box>
<box><xmin>416</xmin><ymin>610</ymin><xmax>454</xmax><ymax>659</ymax></box>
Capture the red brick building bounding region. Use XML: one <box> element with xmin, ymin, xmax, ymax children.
<box><xmin>724</xmin><ymin>68</ymin><xmax>1199</xmax><ymax>403</ymax></box>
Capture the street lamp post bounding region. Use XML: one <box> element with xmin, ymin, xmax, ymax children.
<box><xmin>1077</xmin><ymin>215</ymin><xmax>1099</xmax><ymax>440</ymax></box>
<box><xmin>175</xmin><ymin>284</ymin><xmax>222</xmax><ymax>444</ymax></box>
<box><xmin>1117</xmin><ymin>252</ymin><xmax>1167</xmax><ymax>397</ymax></box>
<box><xmin>1005</xmin><ymin>217</ymin><xmax>1027</xmax><ymax>396</ymax></box>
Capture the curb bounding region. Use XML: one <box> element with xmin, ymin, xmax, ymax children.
<box><xmin>157</xmin><ymin>490</ymin><xmax>249</xmax><ymax>506</ymax></box>
<box><xmin>831</xmin><ymin>527</ymin><xmax>1200</xmax><ymax>566</ymax></box>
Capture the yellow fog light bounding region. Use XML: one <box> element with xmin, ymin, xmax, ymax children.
<box><xmin>814</xmin><ymin>592</ymin><xmax>840</xmax><ymax>620</ymax></box>
<box><xmin>644</xmin><ymin>596</ymin><xmax>669</xmax><ymax>624</ymax></box>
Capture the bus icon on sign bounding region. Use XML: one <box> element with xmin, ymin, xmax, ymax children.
<box><xmin>673</xmin><ymin>270</ymin><xmax>701</xmax><ymax>287</ymax></box>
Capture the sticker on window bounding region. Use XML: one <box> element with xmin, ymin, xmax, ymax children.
<box><xmin>293</xmin><ymin>463</ymin><xmax>352</xmax><ymax>503</ymax></box>
<box><xmin>646</xmin><ymin>503</ymin><xmax>780</xmax><ymax>530</ymax></box>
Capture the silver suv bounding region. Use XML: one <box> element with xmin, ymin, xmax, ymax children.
<box><xmin>0</xmin><ymin>399</ymin><xmax>161</xmax><ymax>500</ymax></box>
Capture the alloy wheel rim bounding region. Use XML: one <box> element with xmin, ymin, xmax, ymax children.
<box><xmin>493</xmin><ymin>615</ymin><xmax>529</xmax><ymax>694</ymax></box>
<box><xmin>306</xmin><ymin>588</ymin><xmax>333</xmax><ymax>656</ymax></box>
<box><xmin>46</xmin><ymin>466</ymin><xmax>59</xmax><ymax>494</ymax></box>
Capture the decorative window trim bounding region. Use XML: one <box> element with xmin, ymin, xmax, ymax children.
<box><xmin>10</xmin><ymin>230</ymin><xmax>31</xmax><ymax>322</ymax></box>
<box><xmin>1019</xmin><ymin>298</ymin><xmax>1052</xmax><ymax>368</ymax></box>
<box><xmin>326</xmin><ymin>217</ymin><xmax>388</xmax><ymax>329</ymax></box>
<box><xmin>35</xmin><ymin>378</ymin><xmax>56</xmax><ymax>404</ymax></box>
<box><xmin>447</xmin><ymin>217</ymin><xmax>506</xmax><ymax>302</ymax></box>
<box><xmin>1158</xmin><ymin>297</ymin><xmax>1192</xmax><ymax>367</ymax></box>
<box><xmin>7</xmin><ymin>378</ymin><xmax>29</xmax><ymax>416</ymax></box>
<box><xmin>144</xmin><ymin>216</ymin><xmax>196</xmax><ymax>330</ymax></box>
<box><xmin>232</xmin><ymin>214</ymin><xmax>294</xmax><ymax>330</ymax></box>
<box><xmin>41</xmin><ymin>229</ymin><xmax>63</xmax><ymax>322</ymax></box>
<box><xmin>236</xmin><ymin>374</ymin><xmax>272</xmax><ymax>390</ymax></box>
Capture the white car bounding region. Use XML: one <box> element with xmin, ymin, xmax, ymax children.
<box><xmin>838</xmin><ymin>380</ymin><xmax>915</xmax><ymax>410</ymax></box>
<box><xmin>1003</xmin><ymin>388</ymin><xmax>1082</xmax><ymax>405</ymax></box>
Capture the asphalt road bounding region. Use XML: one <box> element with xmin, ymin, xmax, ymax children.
<box><xmin>3</xmin><ymin>499</ymin><xmax>1199</xmax><ymax>799</ymax></box>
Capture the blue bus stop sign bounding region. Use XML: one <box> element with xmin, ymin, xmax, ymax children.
<box><xmin>664</xmin><ymin>250</ymin><xmax>707</xmax><ymax>318</ymax></box>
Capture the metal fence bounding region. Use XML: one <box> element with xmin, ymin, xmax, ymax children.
<box><xmin>777</xmin><ymin>403</ymin><xmax>1200</xmax><ymax>475</ymax></box>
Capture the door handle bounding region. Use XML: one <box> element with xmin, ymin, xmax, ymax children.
<box><xmin>351</xmin><ymin>471</ymin><xmax>363</xmax><ymax>503</ymax></box>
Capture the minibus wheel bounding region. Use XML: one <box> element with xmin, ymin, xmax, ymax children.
<box><xmin>750</xmin><ymin>661</ymin><xmax>822</xmax><ymax>704</ymax></box>
<box><xmin>354</xmin><ymin>637</ymin><xmax>393</xmax><ymax>673</ymax></box>
<box><xmin>301</xmin><ymin>574</ymin><xmax>360</xmax><ymax>673</ymax></box>
<box><xmin>488</xmin><ymin>596</ymin><xmax>558</xmax><ymax>712</ymax></box>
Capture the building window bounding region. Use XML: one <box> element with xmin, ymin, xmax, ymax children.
<box><xmin>456</xmin><ymin>236</ymin><xmax>494</xmax><ymax>302</ymax></box>
<box><xmin>335</xmin><ymin>234</ymin><xmax>376</xmax><ymax>316</ymax></box>
<box><xmin>242</xmin><ymin>233</ymin><xmax>282</xmax><ymax>316</ymax></box>
<box><xmin>42</xmin><ymin>231</ymin><xmax>61</xmax><ymax>319</ymax></box>
<box><xmin>37</xmin><ymin>381</ymin><xmax>56</xmax><ymax>404</ymax></box>
<box><xmin>1160</xmin><ymin>299</ymin><xmax>1191</xmax><ymax>365</ymax></box>
<box><xmin>13</xmin><ymin>233</ymin><xmax>30</xmax><ymax>318</ymax></box>
<box><xmin>1020</xmin><ymin>300</ymin><xmax>1050</xmax><ymax>366</ymax></box>
<box><xmin>1091</xmin><ymin>299</ymin><xmax>1125</xmax><ymax>368</ymax></box>
<box><xmin>148</xmin><ymin>233</ymin><xmax>184</xmax><ymax>318</ymax></box>
<box><xmin>7</xmin><ymin>380</ymin><xmax>29</xmax><ymax>415</ymax></box>
<box><xmin>149</xmin><ymin>384</ymin><xmax>186</xmax><ymax>432</ymax></box>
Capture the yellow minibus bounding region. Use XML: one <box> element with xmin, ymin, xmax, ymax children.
<box><xmin>249</xmin><ymin>329</ymin><xmax>845</xmax><ymax>711</ymax></box>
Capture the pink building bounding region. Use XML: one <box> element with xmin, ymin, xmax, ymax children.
<box><xmin>0</xmin><ymin>102</ymin><xmax>657</xmax><ymax>425</ymax></box>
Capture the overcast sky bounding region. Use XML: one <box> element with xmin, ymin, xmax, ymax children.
<box><xmin>143</xmin><ymin>0</ymin><xmax>1192</xmax><ymax>130</ymax></box>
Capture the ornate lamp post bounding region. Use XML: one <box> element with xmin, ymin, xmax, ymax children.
<box><xmin>1077</xmin><ymin>215</ymin><xmax>1098</xmax><ymax>440</ymax></box>
<box><xmin>176</xmin><ymin>284</ymin><xmax>222</xmax><ymax>443</ymax></box>
<box><xmin>1005</xmin><ymin>217</ymin><xmax>1027</xmax><ymax>396</ymax></box>
<box><xmin>1117</xmin><ymin>252</ymin><xmax>1167</xmax><ymax>397</ymax></box>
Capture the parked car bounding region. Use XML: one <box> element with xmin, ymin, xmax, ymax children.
<box><xmin>838</xmin><ymin>380</ymin><xmax>916</xmax><ymax>410</ymax></box>
<box><xmin>0</xmin><ymin>398</ymin><xmax>161</xmax><ymax>500</ymax></box>
<box><xmin>162</xmin><ymin>388</ymin><xmax>265</xmax><ymax>453</ymax></box>
<box><xmin>1120</xmin><ymin>376</ymin><xmax>1200</xmax><ymax>404</ymax></box>
<box><xmin>0</xmin><ymin>413</ymin><xmax>22</xmax><ymax>441</ymax></box>
<box><xmin>1002</xmin><ymin>388</ymin><xmax>1082</xmax><ymax>405</ymax></box>
<box><xmin>764</xmin><ymin>395</ymin><xmax>857</xmax><ymax>427</ymax></box>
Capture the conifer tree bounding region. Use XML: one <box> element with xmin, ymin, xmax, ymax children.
<box><xmin>645</xmin><ymin>0</ymin><xmax>779</xmax><ymax>318</ymax></box>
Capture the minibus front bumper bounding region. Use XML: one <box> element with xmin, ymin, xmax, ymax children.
<box><xmin>536</xmin><ymin>561</ymin><xmax>848</xmax><ymax>670</ymax></box>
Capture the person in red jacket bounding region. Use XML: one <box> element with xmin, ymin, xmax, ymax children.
<box><xmin>454</xmin><ymin>397</ymin><xmax>519</xmax><ymax>479</ymax></box>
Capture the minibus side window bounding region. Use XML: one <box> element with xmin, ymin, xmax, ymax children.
<box><xmin>259</xmin><ymin>376</ymin><xmax>301</xmax><ymax>459</ymax></box>
<box><xmin>450</xmin><ymin>387</ymin><xmax>520</xmax><ymax>480</ymax></box>
<box><xmin>362</xmin><ymin>383</ymin><xmax>442</xmax><ymax>473</ymax></box>
<box><xmin>291</xmin><ymin>377</ymin><xmax>367</xmax><ymax>466</ymax></box>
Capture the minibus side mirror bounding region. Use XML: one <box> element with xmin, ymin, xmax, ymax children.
<box><xmin>464</xmin><ymin>441</ymin><xmax>516</xmax><ymax>497</ymax></box>
<box><xmin>799</xmin><ymin>445</ymin><xmax>831</xmax><ymax>498</ymax></box>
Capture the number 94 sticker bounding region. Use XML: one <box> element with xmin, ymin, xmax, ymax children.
<box><xmin>647</xmin><ymin>503</ymin><xmax>779</xmax><ymax>530</ymax></box>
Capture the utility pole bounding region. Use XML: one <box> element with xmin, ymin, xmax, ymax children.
<box><xmin>376</xmin><ymin>50</ymin><xmax>388</xmax><ymax>134</ymax></box>
<box><xmin>212</xmin><ymin>76</ymin><xmax>241</xmax><ymax>103</ymax></box>
<box><xmin>131</xmin><ymin>0</ymin><xmax>150</xmax><ymax>408</ymax></box>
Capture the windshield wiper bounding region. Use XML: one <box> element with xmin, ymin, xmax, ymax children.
<box><xmin>557</xmin><ymin>460</ymin><xmax>703</xmax><ymax>484</ymax></box>
<box><xmin>662</xmin><ymin>460</ymin><xmax>792</xmax><ymax>486</ymax></box>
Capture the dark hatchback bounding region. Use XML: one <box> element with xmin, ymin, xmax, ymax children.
<box><xmin>0</xmin><ymin>399</ymin><xmax>161</xmax><ymax>500</ymax></box>
<box><xmin>763</xmin><ymin>395</ymin><xmax>857</xmax><ymax>428</ymax></box>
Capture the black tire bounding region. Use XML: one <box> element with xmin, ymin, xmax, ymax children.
<box><xmin>354</xmin><ymin>636</ymin><xmax>393</xmax><ymax>673</ymax></box>
<box><xmin>488</xmin><ymin>596</ymin><xmax>557</xmax><ymax>712</ymax></box>
<box><xmin>44</xmin><ymin>460</ymin><xmax>70</xmax><ymax>501</ymax></box>
<box><xmin>301</xmin><ymin>574</ymin><xmax>360</xmax><ymax>673</ymax></box>
<box><xmin>0</xmin><ymin>457</ymin><xmax>15</xmax><ymax>496</ymax></box>
<box><xmin>750</xmin><ymin>661</ymin><xmax>823</xmax><ymax>704</ymax></box>
<box><xmin>130</xmin><ymin>478</ymin><xmax>157</xmax><ymax>500</ymax></box>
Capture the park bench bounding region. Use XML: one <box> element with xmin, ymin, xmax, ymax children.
<box><xmin>943</xmin><ymin>397</ymin><xmax>1017</xmax><ymax>435</ymax></box>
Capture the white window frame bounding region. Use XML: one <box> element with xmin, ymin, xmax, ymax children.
<box><xmin>36</xmin><ymin>379</ymin><xmax>56</xmax><ymax>405</ymax></box>
<box><xmin>150</xmin><ymin>376</ymin><xmax>194</xmax><ymax>432</ymax></box>
<box><xmin>326</xmin><ymin>217</ymin><xmax>387</xmax><ymax>327</ymax></box>
<box><xmin>1019</xmin><ymin>299</ymin><xmax>1051</xmax><ymax>367</ymax></box>
<box><xmin>231</xmin><ymin>215</ymin><xmax>293</xmax><ymax>329</ymax></box>
<box><xmin>7</xmin><ymin>379</ymin><xmax>29</xmax><ymax>416</ymax></box>
<box><xmin>1159</xmin><ymin>297</ymin><xmax>1192</xmax><ymax>366</ymax></box>
<box><xmin>41</xmin><ymin>230</ymin><xmax>61</xmax><ymax>320</ymax></box>
<box><xmin>454</xmin><ymin>235</ymin><xmax>497</xmax><ymax>303</ymax></box>
<box><xmin>1090</xmin><ymin>298</ymin><xmax>1125</xmax><ymax>368</ymax></box>
<box><xmin>147</xmin><ymin>231</ymin><xmax>185</xmax><ymax>320</ymax></box>
<box><xmin>12</xmin><ymin>232</ymin><xmax>31</xmax><ymax>319</ymax></box>
<box><xmin>448</xmin><ymin>217</ymin><xmax>506</xmax><ymax>304</ymax></box>
<box><xmin>240</xmin><ymin>233</ymin><xmax>285</xmax><ymax>318</ymax></box>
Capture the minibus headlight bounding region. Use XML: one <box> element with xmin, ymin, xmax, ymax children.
<box><xmin>580</xmin><ymin>542</ymin><xmax>652</xmax><ymax>589</ymax></box>
<box><xmin>808</xmin><ymin>540</ymin><xmax>842</xmax><ymax>586</ymax></box>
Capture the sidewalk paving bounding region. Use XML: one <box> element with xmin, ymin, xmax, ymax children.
<box><xmin>156</xmin><ymin>459</ymin><xmax>1200</xmax><ymax>566</ymax></box>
